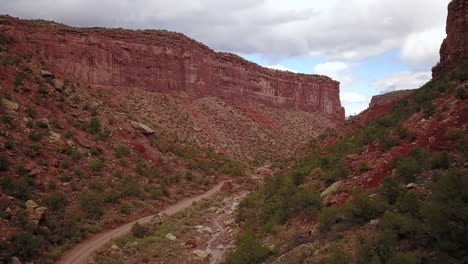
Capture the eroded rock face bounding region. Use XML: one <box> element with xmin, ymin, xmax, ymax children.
<box><xmin>432</xmin><ymin>0</ymin><xmax>468</xmax><ymax>77</ymax></box>
<box><xmin>0</xmin><ymin>16</ymin><xmax>345</xmax><ymax>122</ymax></box>
<box><xmin>369</xmin><ymin>90</ymin><xmax>413</xmax><ymax>108</ymax></box>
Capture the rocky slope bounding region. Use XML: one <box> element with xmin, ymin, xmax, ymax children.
<box><xmin>0</xmin><ymin>15</ymin><xmax>342</xmax><ymax>162</ymax></box>
<box><xmin>221</xmin><ymin>1</ymin><xmax>468</xmax><ymax>263</ymax></box>
<box><xmin>432</xmin><ymin>0</ymin><xmax>468</xmax><ymax>77</ymax></box>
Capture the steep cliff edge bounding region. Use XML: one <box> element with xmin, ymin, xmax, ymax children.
<box><xmin>0</xmin><ymin>16</ymin><xmax>344</xmax><ymax>122</ymax></box>
<box><xmin>432</xmin><ymin>0</ymin><xmax>468</xmax><ymax>77</ymax></box>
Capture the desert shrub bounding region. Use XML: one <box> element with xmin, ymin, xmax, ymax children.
<box><xmin>356</xmin><ymin>161</ymin><xmax>371</xmax><ymax>174</ymax></box>
<box><xmin>409</xmin><ymin>147</ymin><xmax>429</xmax><ymax>167</ymax></box>
<box><xmin>119</xmin><ymin>176</ymin><xmax>142</xmax><ymax>198</ymax></box>
<box><xmin>44</xmin><ymin>192</ymin><xmax>67</xmax><ymax>212</ymax></box>
<box><xmin>120</xmin><ymin>203</ymin><xmax>131</xmax><ymax>215</ymax></box>
<box><xmin>356</xmin><ymin>233</ymin><xmax>397</xmax><ymax>264</ymax></box>
<box><xmin>394</xmin><ymin>158</ymin><xmax>422</xmax><ymax>183</ymax></box>
<box><xmin>131</xmin><ymin>222</ymin><xmax>146</xmax><ymax>238</ymax></box>
<box><xmin>223</xmin><ymin>234</ymin><xmax>270</xmax><ymax>264</ymax></box>
<box><xmin>28</xmin><ymin>130</ymin><xmax>44</xmax><ymax>141</ymax></box>
<box><xmin>429</xmin><ymin>151</ymin><xmax>451</xmax><ymax>170</ymax></box>
<box><xmin>455</xmin><ymin>86</ymin><xmax>467</xmax><ymax>99</ymax></box>
<box><xmin>397</xmin><ymin>191</ymin><xmax>420</xmax><ymax>217</ymax></box>
<box><xmin>86</xmin><ymin>117</ymin><xmax>101</xmax><ymax>135</ymax></box>
<box><xmin>25</xmin><ymin>107</ymin><xmax>37</xmax><ymax>119</ymax></box>
<box><xmin>290</xmin><ymin>190</ymin><xmax>321</xmax><ymax>216</ymax></box>
<box><xmin>322</xmin><ymin>247</ymin><xmax>350</xmax><ymax>264</ymax></box>
<box><xmin>421</xmin><ymin>169</ymin><xmax>468</xmax><ymax>260</ymax></box>
<box><xmin>343</xmin><ymin>190</ymin><xmax>387</xmax><ymax>222</ymax></box>
<box><xmin>386</xmin><ymin>253</ymin><xmax>419</xmax><ymax>264</ymax></box>
<box><xmin>318</xmin><ymin>206</ymin><xmax>339</xmax><ymax>234</ymax></box>
<box><xmin>89</xmin><ymin>158</ymin><xmax>104</xmax><ymax>172</ymax></box>
<box><xmin>11</xmin><ymin>231</ymin><xmax>44</xmax><ymax>260</ymax></box>
<box><xmin>0</xmin><ymin>154</ymin><xmax>9</xmax><ymax>171</ymax></box>
<box><xmin>80</xmin><ymin>191</ymin><xmax>103</xmax><ymax>219</ymax></box>
<box><xmin>0</xmin><ymin>174</ymin><xmax>34</xmax><ymax>201</ymax></box>
<box><xmin>64</xmin><ymin>131</ymin><xmax>73</xmax><ymax>139</ymax></box>
<box><xmin>114</xmin><ymin>145</ymin><xmax>130</xmax><ymax>158</ymax></box>
<box><xmin>380</xmin><ymin>211</ymin><xmax>421</xmax><ymax>238</ymax></box>
<box><xmin>380</xmin><ymin>177</ymin><xmax>406</xmax><ymax>205</ymax></box>
<box><xmin>4</xmin><ymin>141</ymin><xmax>14</xmax><ymax>150</ymax></box>
<box><xmin>103</xmin><ymin>189</ymin><xmax>120</xmax><ymax>203</ymax></box>
<box><xmin>51</xmin><ymin>119</ymin><xmax>62</xmax><ymax>130</ymax></box>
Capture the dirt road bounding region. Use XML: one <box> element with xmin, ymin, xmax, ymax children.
<box><xmin>56</xmin><ymin>181</ymin><xmax>229</xmax><ymax>264</ymax></box>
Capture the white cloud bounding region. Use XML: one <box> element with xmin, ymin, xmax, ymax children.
<box><xmin>341</xmin><ymin>92</ymin><xmax>369</xmax><ymax>104</ymax></box>
<box><xmin>401</xmin><ymin>27</ymin><xmax>446</xmax><ymax>69</ymax></box>
<box><xmin>371</xmin><ymin>71</ymin><xmax>431</xmax><ymax>93</ymax></box>
<box><xmin>343</xmin><ymin>103</ymin><xmax>370</xmax><ymax>117</ymax></box>
<box><xmin>313</xmin><ymin>61</ymin><xmax>357</xmax><ymax>86</ymax></box>
<box><xmin>266</xmin><ymin>64</ymin><xmax>298</xmax><ymax>73</ymax></box>
<box><xmin>0</xmin><ymin>0</ymin><xmax>450</xmax><ymax>61</ymax></box>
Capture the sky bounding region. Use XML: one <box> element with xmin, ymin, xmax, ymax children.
<box><xmin>0</xmin><ymin>0</ymin><xmax>450</xmax><ymax>116</ymax></box>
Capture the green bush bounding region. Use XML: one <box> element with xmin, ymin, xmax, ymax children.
<box><xmin>131</xmin><ymin>222</ymin><xmax>146</xmax><ymax>238</ymax></box>
<box><xmin>11</xmin><ymin>231</ymin><xmax>44</xmax><ymax>260</ymax></box>
<box><xmin>89</xmin><ymin>158</ymin><xmax>104</xmax><ymax>172</ymax></box>
<box><xmin>380</xmin><ymin>177</ymin><xmax>405</xmax><ymax>205</ymax></box>
<box><xmin>114</xmin><ymin>145</ymin><xmax>130</xmax><ymax>158</ymax></box>
<box><xmin>344</xmin><ymin>190</ymin><xmax>387</xmax><ymax>222</ymax></box>
<box><xmin>223</xmin><ymin>234</ymin><xmax>270</xmax><ymax>264</ymax></box>
<box><xmin>394</xmin><ymin>158</ymin><xmax>422</xmax><ymax>183</ymax></box>
<box><xmin>318</xmin><ymin>206</ymin><xmax>339</xmax><ymax>234</ymax></box>
<box><xmin>421</xmin><ymin>169</ymin><xmax>468</xmax><ymax>260</ymax></box>
<box><xmin>322</xmin><ymin>247</ymin><xmax>350</xmax><ymax>264</ymax></box>
<box><xmin>357</xmin><ymin>161</ymin><xmax>371</xmax><ymax>174</ymax></box>
<box><xmin>103</xmin><ymin>189</ymin><xmax>120</xmax><ymax>203</ymax></box>
<box><xmin>0</xmin><ymin>154</ymin><xmax>9</xmax><ymax>171</ymax></box>
<box><xmin>430</xmin><ymin>151</ymin><xmax>451</xmax><ymax>169</ymax></box>
<box><xmin>120</xmin><ymin>203</ymin><xmax>131</xmax><ymax>215</ymax></box>
<box><xmin>44</xmin><ymin>192</ymin><xmax>67</xmax><ymax>212</ymax></box>
<box><xmin>0</xmin><ymin>174</ymin><xmax>34</xmax><ymax>200</ymax></box>
<box><xmin>80</xmin><ymin>191</ymin><xmax>103</xmax><ymax>219</ymax></box>
<box><xmin>397</xmin><ymin>191</ymin><xmax>420</xmax><ymax>217</ymax></box>
<box><xmin>380</xmin><ymin>211</ymin><xmax>421</xmax><ymax>238</ymax></box>
<box><xmin>386</xmin><ymin>253</ymin><xmax>420</xmax><ymax>264</ymax></box>
<box><xmin>291</xmin><ymin>190</ymin><xmax>321</xmax><ymax>215</ymax></box>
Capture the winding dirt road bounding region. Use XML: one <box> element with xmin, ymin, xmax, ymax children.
<box><xmin>56</xmin><ymin>181</ymin><xmax>229</xmax><ymax>264</ymax></box>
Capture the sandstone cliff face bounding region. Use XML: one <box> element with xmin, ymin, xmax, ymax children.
<box><xmin>432</xmin><ymin>0</ymin><xmax>468</xmax><ymax>77</ymax></box>
<box><xmin>369</xmin><ymin>90</ymin><xmax>413</xmax><ymax>108</ymax></box>
<box><xmin>0</xmin><ymin>16</ymin><xmax>344</xmax><ymax>122</ymax></box>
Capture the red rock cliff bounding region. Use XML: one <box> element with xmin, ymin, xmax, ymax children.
<box><xmin>0</xmin><ymin>16</ymin><xmax>344</xmax><ymax>122</ymax></box>
<box><xmin>432</xmin><ymin>0</ymin><xmax>468</xmax><ymax>77</ymax></box>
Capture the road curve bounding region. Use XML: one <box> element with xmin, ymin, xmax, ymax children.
<box><xmin>56</xmin><ymin>181</ymin><xmax>228</xmax><ymax>264</ymax></box>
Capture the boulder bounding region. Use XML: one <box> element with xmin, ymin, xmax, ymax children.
<box><xmin>192</xmin><ymin>249</ymin><xmax>211</xmax><ymax>259</ymax></box>
<box><xmin>1</xmin><ymin>98</ymin><xmax>19</xmax><ymax>111</ymax></box>
<box><xmin>255</xmin><ymin>167</ymin><xmax>273</xmax><ymax>176</ymax></box>
<box><xmin>223</xmin><ymin>219</ymin><xmax>235</xmax><ymax>227</ymax></box>
<box><xmin>53</xmin><ymin>79</ymin><xmax>65</xmax><ymax>91</ymax></box>
<box><xmin>130</xmin><ymin>120</ymin><xmax>155</xmax><ymax>135</ymax></box>
<box><xmin>25</xmin><ymin>200</ymin><xmax>47</xmax><ymax>225</ymax></box>
<box><xmin>165</xmin><ymin>233</ymin><xmax>177</xmax><ymax>241</ymax></box>
<box><xmin>406</xmin><ymin>183</ymin><xmax>418</xmax><ymax>189</ymax></box>
<box><xmin>49</xmin><ymin>131</ymin><xmax>61</xmax><ymax>142</ymax></box>
<box><xmin>320</xmin><ymin>181</ymin><xmax>343</xmax><ymax>198</ymax></box>
<box><xmin>40</xmin><ymin>70</ymin><xmax>54</xmax><ymax>79</ymax></box>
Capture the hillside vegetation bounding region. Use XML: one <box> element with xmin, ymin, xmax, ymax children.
<box><xmin>0</xmin><ymin>33</ymin><xmax>244</xmax><ymax>263</ymax></box>
<box><xmin>223</xmin><ymin>59</ymin><xmax>468</xmax><ymax>264</ymax></box>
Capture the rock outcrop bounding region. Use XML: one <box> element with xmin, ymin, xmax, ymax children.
<box><xmin>369</xmin><ymin>90</ymin><xmax>413</xmax><ymax>108</ymax></box>
<box><xmin>0</xmin><ymin>16</ymin><xmax>344</xmax><ymax>122</ymax></box>
<box><xmin>432</xmin><ymin>0</ymin><xmax>468</xmax><ymax>77</ymax></box>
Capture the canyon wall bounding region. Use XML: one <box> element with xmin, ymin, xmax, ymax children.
<box><xmin>432</xmin><ymin>0</ymin><xmax>468</xmax><ymax>77</ymax></box>
<box><xmin>0</xmin><ymin>16</ymin><xmax>344</xmax><ymax>122</ymax></box>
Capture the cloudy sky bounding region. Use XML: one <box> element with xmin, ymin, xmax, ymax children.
<box><xmin>0</xmin><ymin>0</ymin><xmax>450</xmax><ymax>115</ymax></box>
